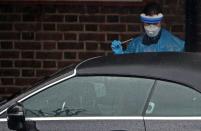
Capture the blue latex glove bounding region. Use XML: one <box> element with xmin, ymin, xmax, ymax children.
<box><xmin>111</xmin><ymin>40</ymin><xmax>123</xmax><ymax>54</ymax></box>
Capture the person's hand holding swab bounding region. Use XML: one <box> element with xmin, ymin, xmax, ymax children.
<box><xmin>111</xmin><ymin>40</ymin><xmax>123</xmax><ymax>54</ymax></box>
<box><xmin>111</xmin><ymin>38</ymin><xmax>133</xmax><ymax>55</ymax></box>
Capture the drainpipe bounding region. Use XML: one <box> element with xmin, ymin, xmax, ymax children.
<box><xmin>185</xmin><ymin>0</ymin><xmax>198</xmax><ymax>52</ymax></box>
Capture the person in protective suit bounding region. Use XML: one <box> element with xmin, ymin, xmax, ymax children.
<box><xmin>111</xmin><ymin>2</ymin><xmax>185</xmax><ymax>54</ymax></box>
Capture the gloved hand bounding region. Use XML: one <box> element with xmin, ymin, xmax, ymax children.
<box><xmin>111</xmin><ymin>40</ymin><xmax>123</xmax><ymax>54</ymax></box>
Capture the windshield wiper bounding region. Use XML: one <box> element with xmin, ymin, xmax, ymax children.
<box><xmin>53</xmin><ymin>107</ymin><xmax>86</xmax><ymax>116</ymax></box>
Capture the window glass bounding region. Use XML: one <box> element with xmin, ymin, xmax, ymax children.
<box><xmin>146</xmin><ymin>81</ymin><xmax>201</xmax><ymax>116</ymax></box>
<box><xmin>22</xmin><ymin>76</ymin><xmax>154</xmax><ymax>117</ymax></box>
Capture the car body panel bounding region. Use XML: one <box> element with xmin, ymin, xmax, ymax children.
<box><xmin>35</xmin><ymin>119</ymin><xmax>145</xmax><ymax>131</ymax></box>
<box><xmin>0</xmin><ymin>118</ymin><xmax>145</xmax><ymax>131</ymax></box>
<box><xmin>145</xmin><ymin>118</ymin><xmax>201</xmax><ymax>131</ymax></box>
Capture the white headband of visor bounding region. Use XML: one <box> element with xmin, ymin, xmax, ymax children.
<box><xmin>140</xmin><ymin>13</ymin><xmax>163</xmax><ymax>24</ymax></box>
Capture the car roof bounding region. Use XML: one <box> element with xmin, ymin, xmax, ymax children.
<box><xmin>76</xmin><ymin>52</ymin><xmax>201</xmax><ymax>92</ymax></box>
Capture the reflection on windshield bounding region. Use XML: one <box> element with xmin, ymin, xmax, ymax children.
<box><xmin>26</xmin><ymin>107</ymin><xmax>86</xmax><ymax>117</ymax></box>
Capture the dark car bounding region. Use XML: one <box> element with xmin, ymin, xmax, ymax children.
<box><xmin>1</xmin><ymin>52</ymin><xmax>201</xmax><ymax>131</ymax></box>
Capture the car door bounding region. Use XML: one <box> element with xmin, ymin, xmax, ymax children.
<box><xmin>144</xmin><ymin>80</ymin><xmax>201</xmax><ymax>131</ymax></box>
<box><xmin>0</xmin><ymin>76</ymin><xmax>155</xmax><ymax>131</ymax></box>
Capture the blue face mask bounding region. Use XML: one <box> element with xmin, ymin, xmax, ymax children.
<box><xmin>144</xmin><ymin>24</ymin><xmax>161</xmax><ymax>37</ymax></box>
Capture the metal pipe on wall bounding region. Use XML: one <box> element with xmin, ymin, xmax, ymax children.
<box><xmin>185</xmin><ymin>0</ymin><xmax>198</xmax><ymax>52</ymax></box>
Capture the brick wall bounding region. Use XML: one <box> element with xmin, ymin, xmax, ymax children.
<box><xmin>0</xmin><ymin>0</ymin><xmax>185</xmax><ymax>97</ymax></box>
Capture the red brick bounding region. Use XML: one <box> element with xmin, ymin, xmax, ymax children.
<box><xmin>120</xmin><ymin>15</ymin><xmax>140</xmax><ymax>23</ymax></box>
<box><xmin>86</xmin><ymin>42</ymin><xmax>98</xmax><ymax>50</ymax></box>
<box><xmin>65</xmin><ymin>15</ymin><xmax>78</xmax><ymax>22</ymax></box>
<box><xmin>100</xmin><ymin>42</ymin><xmax>111</xmax><ymax>51</ymax></box>
<box><xmin>127</xmin><ymin>24</ymin><xmax>141</xmax><ymax>32</ymax></box>
<box><xmin>64</xmin><ymin>52</ymin><xmax>77</xmax><ymax>59</ymax></box>
<box><xmin>0</xmin><ymin>60</ymin><xmax>13</xmax><ymax>67</ymax></box>
<box><xmin>21</xmin><ymin>51</ymin><xmax>34</xmax><ymax>59</ymax></box>
<box><xmin>85</xmin><ymin>6</ymin><xmax>100</xmax><ymax>14</ymax></box>
<box><xmin>36</xmin><ymin>69</ymin><xmax>56</xmax><ymax>77</ymax></box>
<box><xmin>36</xmin><ymin>33</ymin><xmax>63</xmax><ymax>41</ymax></box>
<box><xmin>0</xmin><ymin>51</ymin><xmax>19</xmax><ymax>58</ymax></box>
<box><xmin>58</xmin><ymin>42</ymin><xmax>84</xmax><ymax>50</ymax></box>
<box><xmin>0</xmin><ymin>69</ymin><xmax>20</xmax><ymax>77</ymax></box>
<box><xmin>107</xmin><ymin>34</ymin><xmax>119</xmax><ymax>41</ymax></box>
<box><xmin>57</xmin><ymin>5</ymin><xmax>85</xmax><ymax>13</ymax></box>
<box><xmin>58</xmin><ymin>61</ymin><xmax>78</xmax><ymax>68</ymax></box>
<box><xmin>64</xmin><ymin>33</ymin><xmax>77</xmax><ymax>40</ymax></box>
<box><xmin>0</xmin><ymin>87</ymin><xmax>6</xmax><ymax>94</ymax></box>
<box><xmin>128</xmin><ymin>7</ymin><xmax>143</xmax><ymax>14</ymax></box>
<box><xmin>79</xmin><ymin>15</ymin><xmax>105</xmax><ymax>23</ymax></box>
<box><xmin>57</xmin><ymin>24</ymin><xmax>83</xmax><ymax>31</ymax></box>
<box><xmin>0</xmin><ymin>32</ymin><xmax>20</xmax><ymax>40</ymax></box>
<box><xmin>100</xmin><ymin>6</ymin><xmax>129</xmax><ymax>14</ymax></box>
<box><xmin>0</xmin><ymin>14</ymin><xmax>21</xmax><ymax>22</ymax></box>
<box><xmin>15</xmin><ymin>23</ymin><xmax>41</xmax><ymax>31</ymax></box>
<box><xmin>22</xmin><ymin>32</ymin><xmax>35</xmax><ymax>40</ymax></box>
<box><xmin>120</xmin><ymin>33</ymin><xmax>138</xmax><ymax>42</ymax></box>
<box><xmin>164</xmin><ymin>16</ymin><xmax>185</xmax><ymax>24</ymax></box>
<box><xmin>5</xmin><ymin>87</ymin><xmax>23</xmax><ymax>95</ymax></box>
<box><xmin>15</xmin><ymin>78</ymin><xmax>39</xmax><ymax>86</ymax></box>
<box><xmin>0</xmin><ymin>41</ymin><xmax>13</xmax><ymax>49</ymax></box>
<box><xmin>15</xmin><ymin>42</ymin><xmax>41</xmax><ymax>50</ymax></box>
<box><xmin>107</xmin><ymin>15</ymin><xmax>119</xmax><ymax>23</ymax></box>
<box><xmin>43</xmin><ymin>24</ymin><xmax>56</xmax><ymax>31</ymax></box>
<box><xmin>22</xmin><ymin>14</ymin><xmax>38</xmax><ymax>22</ymax></box>
<box><xmin>15</xmin><ymin>60</ymin><xmax>41</xmax><ymax>68</ymax></box>
<box><xmin>171</xmin><ymin>25</ymin><xmax>184</xmax><ymax>32</ymax></box>
<box><xmin>164</xmin><ymin>0</ymin><xmax>181</xmax><ymax>5</ymax></box>
<box><xmin>42</xmin><ymin>15</ymin><xmax>64</xmax><ymax>22</ymax></box>
<box><xmin>85</xmin><ymin>24</ymin><xmax>98</xmax><ymax>31</ymax></box>
<box><xmin>43</xmin><ymin>61</ymin><xmax>56</xmax><ymax>68</ymax></box>
<box><xmin>1</xmin><ymin>78</ymin><xmax>13</xmax><ymax>85</ymax></box>
<box><xmin>79</xmin><ymin>33</ymin><xmax>105</xmax><ymax>41</ymax></box>
<box><xmin>43</xmin><ymin>42</ymin><xmax>57</xmax><ymax>50</ymax></box>
<box><xmin>22</xmin><ymin>69</ymin><xmax>35</xmax><ymax>77</ymax></box>
<box><xmin>78</xmin><ymin>52</ymin><xmax>105</xmax><ymax>60</ymax></box>
<box><xmin>100</xmin><ymin>24</ymin><xmax>126</xmax><ymax>32</ymax></box>
<box><xmin>36</xmin><ymin>52</ymin><xmax>62</xmax><ymax>59</ymax></box>
<box><xmin>0</xmin><ymin>5</ymin><xmax>14</xmax><ymax>13</ymax></box>
<box><xmin>42</xmin><ymin>5</ymin><xmax>57</xmax><ymax>13</ymax></box>
<box><xmin>0</xmin><ymin>23</ymin><xmax>12</xmax><ymax>31</ymax></box>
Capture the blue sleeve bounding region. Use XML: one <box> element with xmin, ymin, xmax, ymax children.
<box><xmin>160</xmin><ymin>29</ymin><xmax>185</xmax><ymax>52</ymax></box>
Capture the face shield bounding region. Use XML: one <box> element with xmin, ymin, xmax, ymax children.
<box><xmin>140</xmin><ymin>13</ymin><xmax>163</xmax><ymax>37</ymax></box>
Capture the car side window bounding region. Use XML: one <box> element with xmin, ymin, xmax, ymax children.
<box><xmin>22</xmin><ymin>76</ymin><xmax>154</xmax><ymax>117</ymax></box>
<box><xmin>145</xmin><ymin>80</ymin><xmax>201</xmax><ymax>116</ymax></box>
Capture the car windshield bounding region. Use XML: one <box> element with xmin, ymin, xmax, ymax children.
<box><xmin>0</xmin><ymin>64</ymin><xmax>76</xmax><ymax>106</ymax></box>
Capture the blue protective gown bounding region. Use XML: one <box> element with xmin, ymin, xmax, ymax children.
<box><xmin>123</xmin><ymin>29</ymin><xmax>185</xmax><ymax>54</ymax></box>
